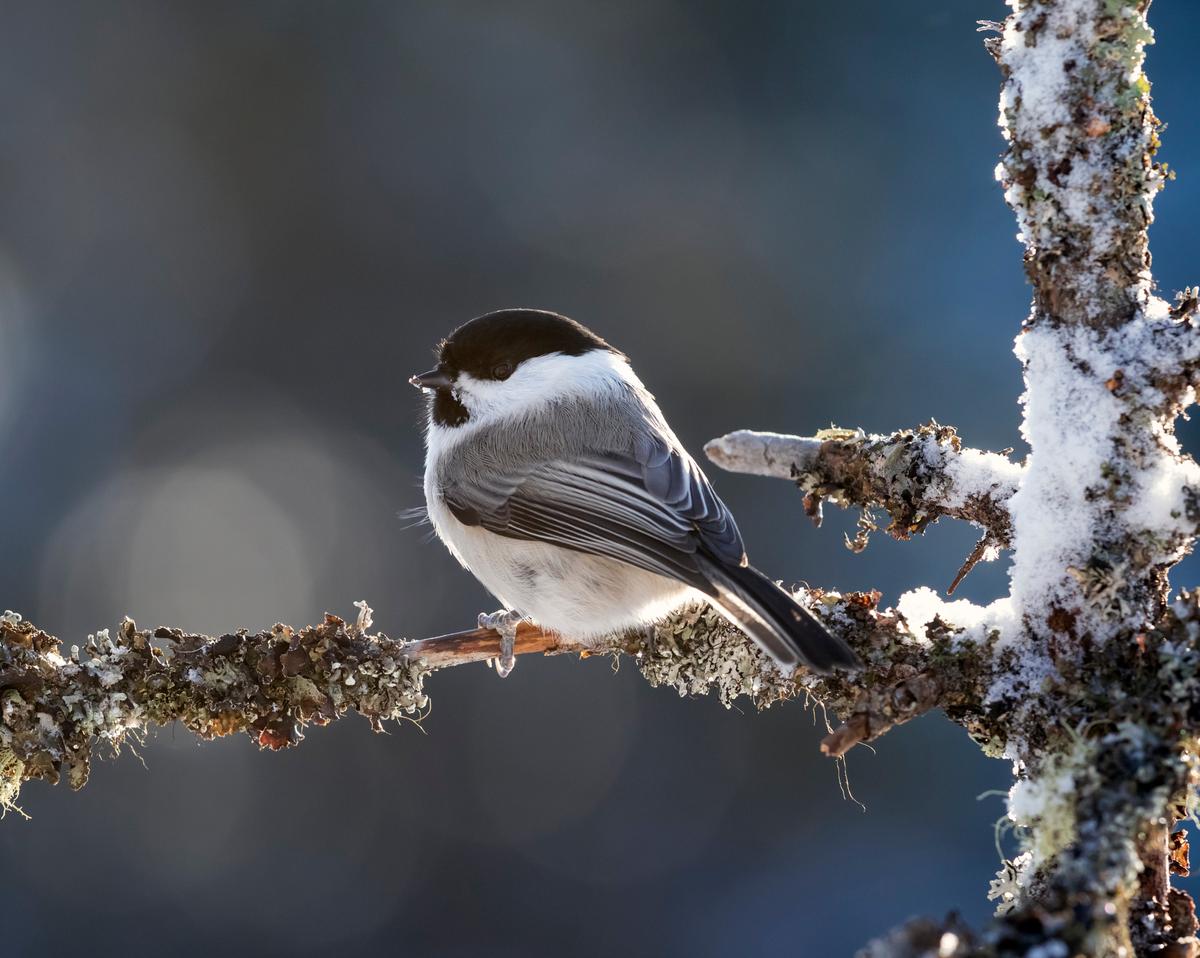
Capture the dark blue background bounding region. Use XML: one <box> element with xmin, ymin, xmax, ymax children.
<box><xmin>1</xmin><ymin>2</ymin><xmax>1197</xmax><ymax>955</ymax></box>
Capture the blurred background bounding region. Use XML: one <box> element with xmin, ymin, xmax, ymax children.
<box><xmin>1</xmin><ymin>1</ymin><xmax>1198</xmax><ymax>955</ymax></box>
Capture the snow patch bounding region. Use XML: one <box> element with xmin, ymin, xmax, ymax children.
<box><xmin>1007</xmin><ymin>316</ymin><xmax>1200</xmax><ymax>641</ymax></box>
<box><xmin>897</xmin><ymin>587</ymin><xmax>1014</xmax><ymax>647</ymax></box>
<box><xmin>938</xmin><ymin>448</ymin><xmax>1024</xmax><ymax>510</ymax></box>
<box><xmin>1006</xmin><ymin>325</ymin><xmax>1121</xmax><ymax>621</ymax></box>
<box><xmin>1000</xmin><ymin>7</ymin><xmax>1083</xmax><ymax>133</ymax></box>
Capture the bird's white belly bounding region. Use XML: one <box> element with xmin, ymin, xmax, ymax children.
<box><xmin>427</xmin><ymin>494</ymin><xmax>695</xmax><ymax>640</ymax></box>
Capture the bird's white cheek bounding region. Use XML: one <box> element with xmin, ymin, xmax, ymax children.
<box><xmin>456</xmin><ymin>388</ymin><xmax>489</xmax><ymax>418</ymax></box>
<box><xmin>456</xmin><ymin>369</ymin><xmax>567</xmax><ymax>423</ymax></box>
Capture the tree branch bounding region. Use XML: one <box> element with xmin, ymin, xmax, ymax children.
<box><xmin>995</xmin><ymin>0</ymin><xmax>1161</xmax><ymax>328</ymax></box>
<box><xmin>0</xmin><ymin>591</ymin><xmax>1002</xmax><ymax>813</ymax></box>
<box><xmin>398</xmin><ymin>620</ymin><xmax>582</xmax><ymax>667</ymax></box>
<box><xmin>705</xmin><ymin>423</ymin><xmax>1022</xmax><ymax>580</ymax></box>
<box><xmin>4</xmin><ymin>5</ymin><xmax>1199</xmax><ymax>958</ymax></box>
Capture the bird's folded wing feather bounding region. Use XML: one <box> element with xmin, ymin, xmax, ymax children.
<box><xmin>442</xmin><ymin>433</ymin><xmax>746</xmax><ymax>589</ymax></box>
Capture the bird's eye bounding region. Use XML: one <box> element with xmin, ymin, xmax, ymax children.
<box><xmin>492</xmin><ymin>362</ymin><xmax>513</xmax><ymax>380</ymax></box>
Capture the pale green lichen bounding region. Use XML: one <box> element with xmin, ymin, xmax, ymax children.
<box><xmin>989</xmin><ymin>851</ymin><xmax>1033</xmax><ymax>917</ymax></box>
<box><xmin>638</xmin><ymin>605</ymin><xmax>797</xmax><ymax>709</ymax></box>
<box><xmin>1008</xmin><ymin>738</ymin><xmax>1093</xmax><ymax>875</ymax></box>
<box><xmin>0</xmin><ymin>746</ymin><xmax>25</xmax><ymax>814</ymax></box>
<box><xmin>0</xmin><ymin>610</ymin><xmax>432</xmax><ymax>806</ymax></box>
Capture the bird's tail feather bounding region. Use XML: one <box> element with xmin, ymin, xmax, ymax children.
<box><xmin>700</xmin><ymin>559</ymin><xmax>861</xmax><ymax>675</ymax></box>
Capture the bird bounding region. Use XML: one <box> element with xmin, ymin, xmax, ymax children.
<box><xmin>411</xmin><ymin>308</ymin><xmax>860</xmax><ymax>678</ymax></box>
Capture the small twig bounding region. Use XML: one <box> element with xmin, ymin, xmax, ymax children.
<box><xmin>819</xmin><ymin>670</ymin><xmax>948</xmax><ymax>758</ymax></box>
<box><xmin>400</xmin><ymin>622</ymin><xmax>582</xmax><ymax>667</ymax></box>
<box><xmin>705</xmin><ymin>424</ymin><xmax>1021</xmax><ymax>548</ymax></box>
<box><xmin>948</xmin><ymin>534</ymin><xmax>995</xmax><ymax>596</ymax></box>
<box><xmin>821</xmin><ymin>713</ymin><xmax>871</xmax><ymax>758</ymax></box>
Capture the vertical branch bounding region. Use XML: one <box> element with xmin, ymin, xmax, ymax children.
<box><xmin>987</xmin><ymin>3</ymin><xmax>1200</xmax><ymax>956</ymax></box>
<box><xmin>996</xmin><ymin>0</ymin><xmax>1178</xmax><ymax>639</ymax></box>
<box><xmin>996</xmin><ymin>0</ymin><xmax>1161</xmax><ymax>328</ymax></box>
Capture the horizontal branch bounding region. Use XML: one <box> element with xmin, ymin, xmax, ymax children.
<box><xmin>0</xmin><ymin>610</ymin><xmax>432</xmax><ymax>809</ymax></box>
<box><xmin>0</xmin><ymin>590</ymin><xmax>1000</xmax><ymax>812</ymax></box>
<box><xmin>398</xmin><ymin>621</ymin><xmax>583</xmax><ymax>667</ymax></box>
<box><xmin>705</xmin><ymin>422</ymin><xmax>1023</xmax><ymax>557</ymax></box>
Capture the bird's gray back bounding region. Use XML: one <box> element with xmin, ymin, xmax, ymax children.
<box><xmin>433</xmin><ymin>385</ymin><xmax>656</xmax><ymax>487</ymax></box>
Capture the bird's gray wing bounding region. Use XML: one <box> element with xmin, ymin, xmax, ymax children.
<box><xmin>442</xmin><ymin>432</ymin><xmax>746</xmax><ymax>590</ymax></box>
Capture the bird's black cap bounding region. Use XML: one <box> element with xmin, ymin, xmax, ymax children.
<box><xmin>414</xmin><ymin>309</ymin><xmax>621</xmax><ymax>427</ymax></box>
<box><xmin>438</xmin><ymin>309</ymin><xmax>620</xmax><ymax>382</ymax></box>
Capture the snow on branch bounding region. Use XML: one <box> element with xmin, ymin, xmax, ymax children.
<box><xmin>995</xmin><ymin>0</ymin><xmax>1162</xmax><ymax>328</ymax></box>
<box><xmin>6</xmin><ymin>3</ymin><xmax>1200</xmax><ymax>957</ymax></box>
<box><xmin>715</xmin><ymin>1</ymin><xmax>1200</xmax><ymax>953</ymax></box>
<box><xmin>706</xmin><ymin>423</ymin><xmax>1022</xmax><ymax>589</ymax></box>
<box><xmin>705</xmin><ymin>423</ymin><xmax>1021</xmax><ymax>543</ymax></box>
<box><xmin>862</xmin><ymin>1</ymin><xmax>1200</xmax><ymax>955</ymax></box>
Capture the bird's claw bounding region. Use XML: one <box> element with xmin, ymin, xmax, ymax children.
<box><xmin>478</xmin><ymin>609</ymin><xmax>523</xmax><ymax>677</ymax></box>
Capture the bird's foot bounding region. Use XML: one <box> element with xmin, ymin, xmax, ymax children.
<box><xmin>478</xmin><ymin>609</ymin><xmax>524</xmax><ymax>678</ymax></box>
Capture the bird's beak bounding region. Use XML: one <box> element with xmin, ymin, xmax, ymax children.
<box><xmin>409</xmin><ymin>366</ymin><xmax>452</xmax><ymax>390</ymax></box>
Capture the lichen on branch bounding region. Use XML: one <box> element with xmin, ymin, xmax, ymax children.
<box><xmin>0</xmin><ymin>610</ymin><xmax>430</xmax><ymax>811</ymax></box>
<box><xmin>995</xmin><ymin>0</ymin><xmax>1164</xmax><ymax>328</ymax></box>
<box><xmin>0</xmin><ymin>590</ymin><xmax>999</xmax><ymax>815</ymax></box>
<box><xmin>6</xmin><ymin>3</ymin><xmax>1200</xmax><ymax>957</ymax></box>
<box><xmin>638</xmin><ymin>591</ymin><xmax>1002</xmax><ymax>758</ymax></box>
<box><xmin>706</xmin><ymin>424</ymin><xmax>1022</xmax><ymax>584</ymax></box>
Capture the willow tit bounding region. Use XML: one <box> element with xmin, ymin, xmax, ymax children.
<box><xmin>412</xmin><ymin>309</ymin><xmax>859</xmax><ymax>678</ymax></box>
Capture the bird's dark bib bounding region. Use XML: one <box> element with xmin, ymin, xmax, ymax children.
<box><xmin>433</xmin><ymin>389</ymin><xmax>470</xmax><ymax>427</ymax></box>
